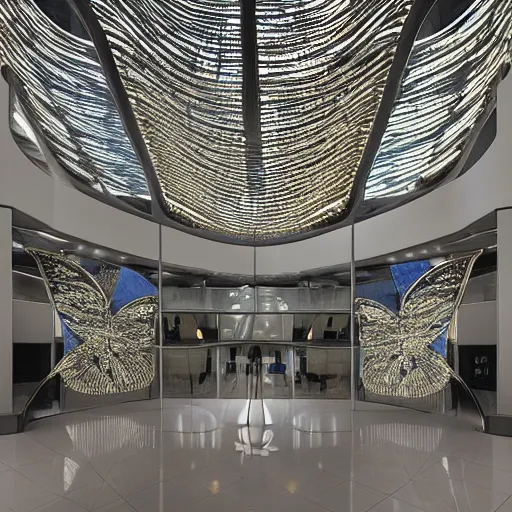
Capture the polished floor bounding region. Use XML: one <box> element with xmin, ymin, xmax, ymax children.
<box><xmin>0</xmin><ymin>399</ymin><xmax>511</xmax><ymax>512</ymax></box>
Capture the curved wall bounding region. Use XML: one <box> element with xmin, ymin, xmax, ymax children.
<box><xmin>259</xmin><ymin>73</ymin><xmax>512</xmax><ymax>274</ymax></box>
<box><xmin>1</xmin><ymin>73</ymin><xmax>512</xmax><ymax>274</ymax></box>
<box><xmin>354</xmin><ymin>72</ymin><xmax>512</xmax><ymax>262</ymax></box>
<box><xmin>0</xmin><ymin>78</ymin><xmax>252</xmax><ymax>275</ymax></box>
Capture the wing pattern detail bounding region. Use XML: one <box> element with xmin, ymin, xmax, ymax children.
<box><xmin>356</xmin><ymin>252</ymin><xmax>481</xmax><ymax>398</ymax></box>
<box><xmin>27</xmin><ymin>248</ymin><xmax>157</xmax><ymax>395</ymax></box>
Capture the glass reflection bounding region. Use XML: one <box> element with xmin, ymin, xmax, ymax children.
<box><xmin>294</xmin><ymin>347</ymin><xmax>351</xmax><ymax>399</ymax></box>
<box><xmin>22</xmin><ymin>392</ymin><xmax>492</xmax><ymax>512</ymax></box>
<box><xmin>162</xmin><ymin>347</ymin><xmax>216</xmax><ymax>398</ymax></box>
<box><xmin>358</xmin><ymin>423</ymin><xmax>443</xmax><ymax>452</ymax></box>
<box><xmin>234</xmin><ymin>350</ymin><xmax>278</xmax><ymax>456</ymax></box>
<box><xmin>355</xmin><ymin>251</ymin><xmax>485</xmax><ymax>426</ymax></box>
<box><xmin>218</xmin><ymin>344</ymin><xmax>292</xmax><ymax>399</ymax></box>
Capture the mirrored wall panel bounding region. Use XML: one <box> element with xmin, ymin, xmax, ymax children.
<box><xmin>294</xmin><ymin>346</ymin><xmax>351</xmax><ymax>399</ymax></box>
<box><xmin>162</xmin><ymin>347</ymin><xmax>217</xmax><ymax>398</ymax></box>
<box><xmin>161</xmin><ymin>286</ymin><xmax>350</xmax><ymax>312</ymax></box>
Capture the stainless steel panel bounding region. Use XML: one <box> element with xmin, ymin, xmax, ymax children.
<box><xmin>218</xmin><ymin>344</ymin><xmax>293</xmax><ymax>400</ymax></box>
<box><xmin>161</xmin><ymin>347</ymin><xmax>217</xmax><ymax>398</ymax></box>
<box><xmin>294</xmin><ymin>347</ymin><xmax>351</xmax><ymax>399</ymax></box>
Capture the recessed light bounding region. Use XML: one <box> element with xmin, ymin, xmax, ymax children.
<box><xmin>405</xmin><ymin>252</ymin><xmax>414</xmax><ymax>258</ymax></box>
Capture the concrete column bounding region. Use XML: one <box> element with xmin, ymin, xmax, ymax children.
<box><xmin>497</xmin><ymin>209</ymin><xmax>512</xmax><ymax>415</ymax></box>
<box><xmin>0</xmin><ymin>208</ymin><xmax>12</xmax><ymax>414</ymax></box>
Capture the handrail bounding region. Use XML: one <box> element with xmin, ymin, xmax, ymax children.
<box><xmin>159</xmin><ymin>341</ymin><xmax>350</xmax><ymax>350</ymax></box>
<box><xmin>160</xmin><ymin>310</ymin><xmax>351</xmax><ymax>314</ymax></box>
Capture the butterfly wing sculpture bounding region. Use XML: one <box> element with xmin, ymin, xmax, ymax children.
<box><xmin>26</xmin><ymin>248</ymin><xmax>157</xmax><ymax>395</ymax></box>
<box><xmin>356</xmin><ymin>252</ymin><xmax>482</xmax><ymax>399</ymax></box>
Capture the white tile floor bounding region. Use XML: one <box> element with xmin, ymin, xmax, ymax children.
<box><xmin>0</xmin><ymin>399</ymin><xmax>510</xmax><ymax>512</ymax></box>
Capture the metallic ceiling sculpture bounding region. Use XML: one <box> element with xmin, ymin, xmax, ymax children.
<box><xmin>76</xmin><ymin>0</ymin><xmax>418</xmax><ymax>240</ymax></box>
<box><xmin>366</xmin><ymin>0</ymin><xmax>512</xmax><ymax>199</ymax></box>
<box><xmin>26</xmin><ymin>248</ymin><xmax>158</xmax><ymax>395</ymax></box>
<box><xmin>0</xmin><ymin>0</ymin><xmax>150</xmax><ymax>202</ymax></box>
<box><xmin>356</xmin><ymin>252</ymin><xmax>481</xmax><ymax>399</ymax></box>
<box><xmin>1</xmin><ymin>0</ymin><xmax>510</xmax><ymax>241</ymax></box>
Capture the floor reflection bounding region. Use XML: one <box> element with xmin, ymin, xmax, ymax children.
<box><xmin>359</xmin><ymin>423</ymin><xmax>443</xmax><ymax>452</ymax></box>
<box><xmin>5</xmin><ymin>399</ymin><xmax>510</xmax><ymax>512</ymax></box>
<box><xmin>65</xmin><ymin>415</ymin><xmax>158</xmax><ymax>456</ymax></box>
<box><xmin>235</xmin><ymin>399</ymin><xmax>277</xmax><ymax>456</ymax></box>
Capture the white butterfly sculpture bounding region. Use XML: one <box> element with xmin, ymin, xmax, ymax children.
<box><xmin>356</xmin><ymin>252</ymin><xmax>482</xmax><ymax>399</ymax></box>
<box><xmin>27</xmin><ymin>248</ymin><xmax>157</xmax><ymax>395</ymax></box>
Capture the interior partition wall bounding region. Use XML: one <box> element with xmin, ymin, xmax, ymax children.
<box><xmin>159</xmin><ymin>234</ymin><xmax>352</xmax><ymax>410</ymax></box>
<box><xmin>10</xmin><ymin>225</ymin><xmax>160</xmax><ymax>425</ymax></box>
<box><xmin>7</xmin><ymin>225</ymin><xmax>355</xmax><ymax>433</ymax></box>
<box><xmin>6</xmin><ymin>219</ymin><xmax>497</xmax><ymax>434</ymax></box>
<box><xmin>497</xmin><ymin>209</ymin><xmax>512</xmax><ymax>415</ymax></box>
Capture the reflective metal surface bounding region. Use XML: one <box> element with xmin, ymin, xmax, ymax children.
<box><xmin>217</xmin><ymin>344</ymin><xmax>293</xmax><ymax>400</ymax></box>
<box><xmin>77</xmin><ymin>0</ymin><xmax>417</xmax><ymax>240</ymax></box>
<box><xmin>294</xmin><ymin>346</ymin><xmax>351</xmax><ymax>400</ymax></box>
<box><xmin>162</xmin><ymin>347</ymin><xmax>217</xmax><ymax>399</ymax></box>
<box><xmin>9</xmin><ymin>88</ymin><xmax>49</xmax><ymax>174</ymax></box>
<box><xmin>356</xmin><ymin>253</ymin><xmax>481</xmax><ymax>399</ymax></box>
<box><xmin>161</xmin><ymin>286</ymin><xmax>351</xmax><ymax>312</ymax></box>
<box><xmin>3</xmin><ymin>1</ymin><xmax>508</xmax><ymax>242</ymax></box>
<box><xmin>27</xmin><ymin>248</ymin><xmax>158</xmax><ymax>395</ymax></box>
<box><xmin>12</xmin><ymin>225</ymin><xmax>490</xmax><ymax>438</ymax></box>
<box><xmin>160</xmin><ymin>343</ymin><xmax>350</xmax><ymax>404</ymax></box>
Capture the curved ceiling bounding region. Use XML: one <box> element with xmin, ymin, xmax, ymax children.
<box><xmin>73</xmin><ymin>0</ymin><xmax>425</xmax><ymax>241</ymax></box>
<box><xmin>1</xmin><ymin>63</ymin><xmax>512</xmax><ymax>278</ymax></box>
<box><xmin>0</xmin><ymin>0</ymin><xmax>511</xmax><ymax>243</ymax></box>
<box><xmin>365</xmin><ymin>0</ymin><xmax>512</xmax><ymax>199</ymax></box>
